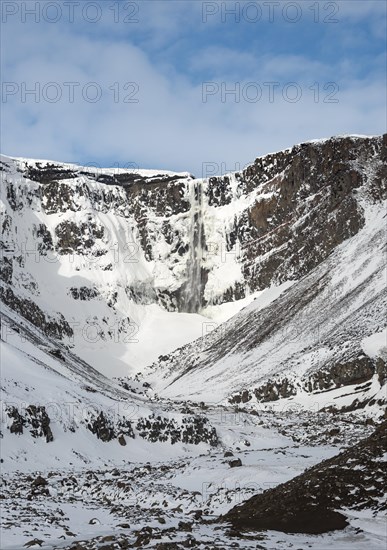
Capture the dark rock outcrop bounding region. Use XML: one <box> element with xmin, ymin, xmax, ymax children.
<box><xmin>222</xmin><ymin>420</ymin><xmax>387</xmax><ymax>534</ymax></box>
<box><xmin>7</xmin><ymin>405</ymin><xmax>54</xmax><ymax>442</ymax></box>
<box><xmin>136</xmin><ymin>414</ymin><xmax>218</xmax><ymax>446</ymax></box>
<box><xmin>0</xmin><ymin>285</ymin><xmax>73</xmax><ymax>340</ymax></box>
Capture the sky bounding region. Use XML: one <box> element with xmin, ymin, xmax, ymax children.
<box><xmin>1</xmin><ymin>0</ymin><xmax>386</xmax><ymax>176</ymax></box>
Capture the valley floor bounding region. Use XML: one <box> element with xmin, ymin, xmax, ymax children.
<box><xmin>1</xmin><ymin>406</ymin><xmax>384</xmax><ymax>550</ymax></box>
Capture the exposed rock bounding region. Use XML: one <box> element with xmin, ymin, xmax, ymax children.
<box><xmin>178</xmin><ymin>521</ymin><xmax>193</xmax><ymax>532</ymax></box>
<box><xmin>118</xmin><ymin>434</ymin><xmax>127</xmax><ymax>446</ymax></box>
<box><xmin>228</xmin><ymin>458</ymin><xmax>242</xmax><ymax>468</ymax></box>
<box><xmin>7</xmin><ymin>406</ymin><xmax>24</xmax><ymax>435</ymax></box>
<box><xmin>69</xmin><ymin>286</ymin><xmax>99</xmax><ymax>300</ymax></box>
<box><xmin>87</xmin><ymin>412</ymin><xmax>115</xmax><ymax>442</ymax></box>
<box><xmin>0</xmin><ymin>286</ymin><xmax>73</xmax><ymax>340</ymax></box>
<box><xmin>32</xmin><ymin>475</ymin><xmax>48</xmax><ymax>487</ymax></box>
<box><xmin>136</xmin><ymin>414</ymin><xmax>218</xmax><ymax>446</ymax></box>
<box><xmin>23</xmin><ymin>539</ymin><xmax>44</xmax><ymax>548</ymax></box>
<box><xmin>307</xmin><ymin>355</ymin><xmax>375</xmax><ymax>391</ymax></box>
<box><xmin>222</xmin><ymin>420</ymin><xmax>387</xmax><ymax>534</ymax></box>
<box><xmin>376</xmin><ymin>358</ymin><xmax>387</xmax><ymax>386</ymax></box>
<box><xmin>0</xmin><ymin>257</ymin><xmax>13</xmax><ymax>284</ymax></box>
<box><xmin>7</xmin><ymin>405</ymin><xmax>53</xmax><ymax>442</ymax></box>
<box><xmin>26</xmin><ymin>405</ymin><xmax>54</xmax><ymax>442</ymax></box>
<box><xmin>55</xmin><ymin>220</ymin><xmax>104</xmax><ymax>255</ymax></box>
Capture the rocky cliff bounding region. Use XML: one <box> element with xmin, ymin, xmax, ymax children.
<box><xmin>1</xmin><ymin>134</ymin><xmax>386</xmax><ymax>405</ymax></box>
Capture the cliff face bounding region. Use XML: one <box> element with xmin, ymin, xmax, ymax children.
<box><xmin>2</xmin><ymin>135</ymin><xmax>384</xmax><ymax>315</ymax></box>
<box><xmin>204</xmin><ymin>135</ymin><xmax>385</xmax><ymax>299</ymax></box>
<box><xmin>1</xmin><ymin>135</ymin><xmax>386</xmax><ymax>400</ymax></box>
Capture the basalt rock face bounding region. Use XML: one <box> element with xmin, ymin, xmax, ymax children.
<box><xmin>229</xmin><ymin>356</ymin><xmax>381</xmax><ymax>405</ymax></box>
<box><xmin>222</xmin><ymin>420</ymin><xmax>387</xmax><ymax>534</ymax></box>
<box><xmin>206</xmin><ymin>137</ymin><xmax>374</xmax><ymax>297</ymax></box>
<box><xmin>1</xmin><ymin>136</ymin><xmax>385</xmax><ymax>323</ymax></box>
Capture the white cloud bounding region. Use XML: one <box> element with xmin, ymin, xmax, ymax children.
<box><xmin>1</xmin><ymin>4</ymin><xmax>385</xmax><ymax>175</ymax></box>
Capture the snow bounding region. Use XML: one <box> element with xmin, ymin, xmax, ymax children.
<box><xmin>8</xmin><ymin>155</ymin><xmax>193</xmax><ymax>179</ymax></box>
<box><xmin>0</xmin><ymin>153</ymin><xmax>267</xmax><ymax>380</ymax></box>
<box><xmin>1</xmin><ymin>138</ymin><xmax>386</xmax><ymax>549</ymax></box>
<box><xmin>362</xmin><ymin>328</ymin><xmax>387</xmax><ymax>360</ymax></box>
<box><xmin>149</xmin><ymin>197</ymin><xmax>387</xmax><ymax>407</ymax></box>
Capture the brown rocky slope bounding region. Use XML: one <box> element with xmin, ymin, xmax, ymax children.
<box><xmin>222</xmin><ymin>420</ymin><xmax>387</xmax><ymax>534</ymax></box>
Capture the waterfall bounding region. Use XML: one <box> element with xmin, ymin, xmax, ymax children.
<box><xmin>184</xmin><ymin>179</ymin><xmax>204</xmax><ymax>313</ymax></box>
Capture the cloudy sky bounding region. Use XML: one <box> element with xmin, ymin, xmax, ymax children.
<box><xmin>1</xmin><ymin>0</ymin><xmax>386</xmax><ymax>175</ymax></box>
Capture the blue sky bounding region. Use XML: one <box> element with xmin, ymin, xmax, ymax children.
<box><xmin>1</xmin><ymin>0</ymin><xmax>386</xmax><ymax>175</ymax></box>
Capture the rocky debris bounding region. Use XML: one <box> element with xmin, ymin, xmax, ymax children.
<box><xmin>177</xmin><ymin>521</ymin><xmax>192</xmax><ymax>532</ymax></box>
<box><xmin>69</xmin><ymin>286</ymin><xmax>99</xmax><ymax>301</ymax></box>
<box><xmin>134</xmin><ymin>525</ymin><xmax>153</xmax><ymax>546</ymax></box>
<box><xmin>6</xmin><ymin>405</ymin><xmax>53</xmax><ymax>442</ymax></box>
<box><xmin>32</xmin><ymin>475</ymin><xmax>48</xmax><ymax>487</ymax></box>
<box><xmin>23</xmin><ymin>539</ymin><xmax>44</xmax><ymax>548</ymax></box>
<box><xmin>0</xmin><ymin>409</ymin><xmax>382</xmax><ymax>549</ymax></box>
<box><xmin>222</xmin><ymin>420</ymin><xmax>387</xmax><ymax>534</ymax></box>
<box><xmin>118</xmin><ymin>434</ymin><xmax>127</xmax><ymax>446</ymax></box>
<box><xmin>228</xmin><ymin>459</ymin><xmax>242</xmax><ymax>468</ymax></box>
<box><xmin>136</xmin><ymin>414</ymin><xmax>218</xmax><ymax>446</ymax></box>
<box><xmin>229</xmin><ymin>407</ymin><xmax>377</xmax><ymax>447</ymax></box>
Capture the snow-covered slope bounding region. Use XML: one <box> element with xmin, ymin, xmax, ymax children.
<box><xmin>0</xmin><ymin>303</ymin><xmax>221</xmax><ymax>474</ymax></box>
<box><xmin>145</xmin><ymin>193</ymin><xmax>386</xmax><ymax>413</ymax></box>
